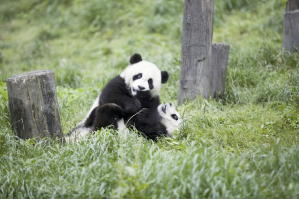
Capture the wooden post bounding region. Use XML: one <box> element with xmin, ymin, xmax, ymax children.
<box><xmin>6</xmin><ymin>70</ymin><xmax>63</xmax><ymax>139</ymax></box>
<box><xmin>178</xmin><ymin>0</ymin><xmax>230</xmax><ymax>104</ymax></box>
<box><xmin>283</xmin><ymin>10</ymin><xmax>299</xmax><ymax>52</ymax></box>
<box><xmin>286</xmin><ymin>0</ymin><xmax>299</xmax><ymax>11</ymax></box>
<box><xmin>210</xmin><ymin>43</ymin><xmax>230</xmax><ymax>97</ymax></box>
<box><xmin>178</xmin><ymin>0</ymin><xmax>214</xmax><ymax>104</ymax></box>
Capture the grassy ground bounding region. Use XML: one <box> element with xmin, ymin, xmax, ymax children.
<box><xmin>0</xmin><ymin>0</ymin><xmax>299</xmax><ymax>198</ymax></box>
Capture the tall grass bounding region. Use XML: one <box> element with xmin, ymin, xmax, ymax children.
<box><xmin>0</xmin><ymin>0</ymin><xmax>298</xmax><ymax>198</ymax></box>
<box><xmin>1</xmin><ymin>131</ymin><xmax>298</xmax><ymax>198</ymax></box>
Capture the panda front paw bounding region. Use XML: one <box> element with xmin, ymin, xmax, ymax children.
<box><xmin>134</xmin><ymin>99</ymin><xmax>142</xmax><ymax>110</ymax></box>
<box><xmin>124</xmin><ymin>99</ymin><xmax>142</xmax><ymax>114</ymax></box>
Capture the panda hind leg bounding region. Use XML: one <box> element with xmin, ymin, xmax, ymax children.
<box><xmin>92</xmin><ymin>103</ymin><xmax>126</xmax><ymax>131</ymax></box>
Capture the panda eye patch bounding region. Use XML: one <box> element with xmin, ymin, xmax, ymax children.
<box><xmin>148</xmin><ymin>78</ymin><xmax>153</xmax><ymax>89</ymax></box>
<box><xmin>171</xmin><ymin>114</ymin><xmax>178</xmax><ymax>121</ymax></box>
<box><xmin>133</xmin><ymin>73</ymin><xmax>142</xmax><ymax>81</ymax></box>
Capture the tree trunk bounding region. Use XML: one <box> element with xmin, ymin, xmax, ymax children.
<box><xmin>210</xmin><ymin>43</ymin><xmax>230</xmax><ymax>97</ymax></box>
<box><xmin>179</xmin><ymin>0</ymin><xmax>214</xmax><ymax>104</ymax></box>
<box><xmin>283</xmin><ymin>10</ymin><xmax>299</xmax><ymax>52</ymax></box>
<box><xmin>286</xmin><ymin>0</ymin><xmax>299</xmax><ymax>11</ymax></box>
<box><xmin>6</xmin><ymin>70</ymin><xmax>63</xmax><ymax>140</ymax></box>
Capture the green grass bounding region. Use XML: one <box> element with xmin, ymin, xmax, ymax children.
<box><xmin>0</xmin><ymin>0</ymin><xmax>298</xmax><ymax>198</ymax></box>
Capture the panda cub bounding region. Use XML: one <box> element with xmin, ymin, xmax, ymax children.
<box><xmin>128</xmin><ymin>103</ymin><xmax>182</xmax><ymax>140</ymax></box>
<box><xmin>90</xmin><ymin>102</ymin><xmax>182</xmax><ymax>140</ymax></box>
<box><xmin>67</xmin><ymin>53</ymin><xmax>169</xmax><ymax>139</ymax></box>
<box><xmin>65</xmin><ymin>103</ymin><xmax>126</xmax><ymax>142</ymax></box>
<box><xmin>98</xmin><ymin>53</ymin><xmax>169</xmax><ymax>119</ymax></box>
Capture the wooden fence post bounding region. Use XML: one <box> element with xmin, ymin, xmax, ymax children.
<box><xmin>178</xmin><ymin>0</ymin><xmax>214</xmax><ymax>104</ymax></box>
<box><xmin>6</xmin><ymin>70</ymin><xmax>63</xmax><ymax>140</ymax></box>
<box><xmin>210</xmin><ymin>43</ymin><xmax>230</xmax><ymax>97</ymax></box>
<box><xmin>178</xmin><ymin>0</ymin><xmax>230</xmax><ymax>104</ymax></box>
<box><xmin>286</xmin><ymin>0</ymin><xmax>299</xmax><ymax>11</ymax></box>
<box><xmin>283</xmin><ymin>10</ymin><xmax>299</xmax><ymax>52</ymax></box>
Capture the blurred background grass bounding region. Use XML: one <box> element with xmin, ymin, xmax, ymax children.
<box><xmin>0</xmin><ymin>0</ymin><xmax>299</xmax><ymax>198</ymax></box>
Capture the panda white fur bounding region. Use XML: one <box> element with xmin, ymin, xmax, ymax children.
<box><xmin>97</xmin><ymin>53</ymin><xmax>169</xmax><ymax>119</ymax></box>
<box><xmin>67</xmin><ymin>103</ymin><xmax>182</xmax><ymax>142</ymax></box>
<box><xmin>65</xmin><ymin>103</ymin><xmax>126</xmax><ymax>142</ymax></box>
<box><xmin>127</xmin><ymin>103</ymin><xmax>182</xmax><ymax>140</ymax></box>
<box><xmin>67</xmin><ymin>53</ymin><xmax>169</xmax><ymax>140</ymax></box>
<box><xmin>76</xmin><ymin>103</ymin><xmax>182</xmax><ymax>141</ymax></box>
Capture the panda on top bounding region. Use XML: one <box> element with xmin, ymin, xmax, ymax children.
<box><xmin>67</xmin><ymin>53</ymin><xmax>182</xmax><ymax>141</ymax></box>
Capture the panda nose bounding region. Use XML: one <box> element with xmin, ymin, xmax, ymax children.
<box><xmin>138</xmin><ymin>86</ymin><xmax>145</xmax><ymax>91</ymax></box>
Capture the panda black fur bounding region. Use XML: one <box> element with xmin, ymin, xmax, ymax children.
<box><xmin>86</xmin><ymin>103</ymin><xmax>125</xmax><ymax>131</ymax></box>
<box><xmin>99</xmin><ymin>53</ymin><xmax>169</xmax><ymax>119</ymax></box>
<box><xmin>66</xmin><ymin>103</ymin><xmax>126</xmax><ymax>142</ymax></box>
<box><xmin>85</xmin><ymin>53</ymin><xmax>168</xmax><ymax>123</ymax></box>
<box><xmin>90</xmin><ymin>103</ymin><xmax>182</xmax><ymax>141</ymax></box>
<box><xmin>67</xmin><ymin>53</ymin><xmax>169</xmax><ymax>139</ymax></box>
<box><xmin>127</xmin><ymin>103</ymin><xmax>182</xmax><ymax>140</ymax></box>
<box><xmin>98</xmin><ymin>75</ymin><xmax>142</xmax><ymax>120</ymax></box>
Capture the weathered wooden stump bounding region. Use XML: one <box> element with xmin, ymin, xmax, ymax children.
<box><xmin>178</xmin><ymin>0</ymin><xmax>230</xmax><ymax>104</ymax></box>
<box><xmin>178</xmin><ymin>0</ymin><xmax>214</xmax><ymax>104</ymax></box>
<box><xmin>6</xmin><ymin>70</ymin><xmax>63</xmax><ymax>139</ymax></box>
<box><xmin>283</xmin><ymin>10</ymin><xmax>299</xmax><ymax>52</ymax></box>
<box><xmin>210</xmin><ymin>43</ymin><xmax>230</xmax><ymax>97</ymax></box>
<box><xmin>286</xmin><ymin>0</ymin><xmax>299</xmax><ymax>11</ymax></box>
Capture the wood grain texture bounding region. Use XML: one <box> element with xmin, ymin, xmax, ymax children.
<box><xmin>283</xmin><ymin>10</ymin><xmax>299</xmax><ymax>52</ymax></box>
<box><xmin>179</xmin><ymin>0</ymin><xmax>214</xmax><ymax>104</ymax></box>
<box><xmin>210</xmin><ymin>43</ymin><xmax>230</xmax><ymax>97</ymax></box>
<box><xmin>286</xmin><ymin>0</ymin><xmax>299</xmax><ymax>11</ymax></box>
<box><xmin>6</xmin><ymin>70</ymin><xmax>63</xmax><ymax>139</ymax></box>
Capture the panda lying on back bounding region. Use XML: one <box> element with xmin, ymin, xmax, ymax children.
<box><xmin>67</xmin><ymin>53</ymin><xmax>171</xmax><ymax>140</ymax></box>
<box><xmin>68</xmin><ymin>102</ymin><xmax>182</xmax><ymax>141</ymax></box>
<box><xmin>127</xmin><ymin>103</ymin><xmax>182</xmax><ymax>140</ymax></box>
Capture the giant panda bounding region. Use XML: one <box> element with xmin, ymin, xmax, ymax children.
<box><xmin>98</xmin><ymin>53</ymin><xmax>169</xmax><ymax>118</ymax></box>
<box><xmin>65</xmin><ymin>103</ymin><xmax>126</xmax><ymax>142</ymax></box>
<box><xmin>127</xmin><ymin>103</ymin><xmax>182</xmax><ymax>140</ymax></box>
<box><xmin>70</xmin><ymin>102</ymin><xmax>182</xmax><ymax>141</ymax></box>
<box><xmin>85</xmin><ymin>53</ymin><xmax>168</xmax><ymax>124</ymax></box>
<box><xmin>67</xmin><ymin>53</ymin><xmax>169</xmax><ymax>139</ymax></box>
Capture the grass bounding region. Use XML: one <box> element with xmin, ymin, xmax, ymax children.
<box><xmin>0</xmin><ymin>0</ymin><xmax>298</xmax><ymax>198</ymax></box>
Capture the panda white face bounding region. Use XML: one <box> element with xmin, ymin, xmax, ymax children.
<box><xmin>120</xmin><ymin>54</ymin><xmax>168</xmax><ymax>96</ymax></box>
<box><xmin>121</xmin><ymin>60</ymin><xmax>162</xmax><ymax>96</ymax></box>
<box><xmin>158</xmin><ymin>103</ymin><xmax>182</xmax><ymax>135</ymax></box>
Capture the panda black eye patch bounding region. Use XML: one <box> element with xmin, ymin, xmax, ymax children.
<box><xmin>171</xmin><ymin>114</ymin><xmax>178</xmax><ymax>121</ymax></box>
<box><xmin>133</xmin><ymin>73</ymin><xmax>142</xmax><ymax>81</ymax></box>
<box><xmin>148</xmin><ymin>78</ymin><xmax>153</xmax><ymax>89</ymax></box>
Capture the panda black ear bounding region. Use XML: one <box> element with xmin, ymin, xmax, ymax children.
<box><xmin>161</xmin><ymin>71</ymin><xmax>169</xmax><ymax>84</ymax></box>
<box><xmin>130</xmin><ymin>53</ymin><xmax>142</xmax><ymax>64</ymax></box>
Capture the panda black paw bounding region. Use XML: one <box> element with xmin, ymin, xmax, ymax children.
<box><xmin>124</xmin><ymin>99</ymin><xmax>142</xmax><ymax>114</ymax></box>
